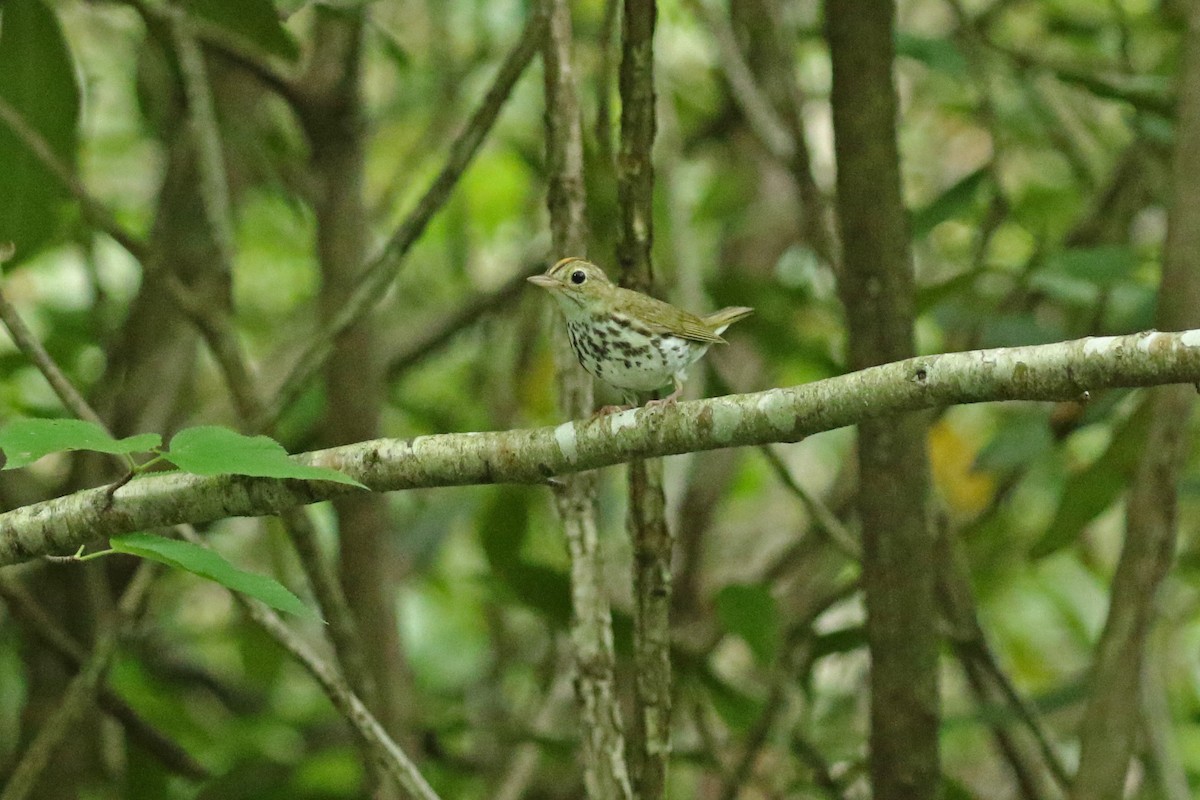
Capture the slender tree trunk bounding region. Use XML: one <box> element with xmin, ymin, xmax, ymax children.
<box><xmin>302</xmin><ymin>9</ymin><xmax>408</xmax><ymax>797</ymax></box>
<box><xmin>1070</xmin><ymin>3</ymin><xmax>1200</xmax><ymax>797</ymax></box>
<box><xmin>615</xmin><ymin>2</ymin><xmax>674</xmax><ymax>798</ymax></box>
<box><xmin>543</xmin><ymin>0</ymin><xmax>634</xmax><ymax>796</ymax></box>
<box><xmin>826</xmin><ymin>2</ymin><xmax>940</xmax><ymax>798</ymax></box>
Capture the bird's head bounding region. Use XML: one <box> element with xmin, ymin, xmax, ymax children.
<box><xmin>527</xmin><ymin>257</ymin><xmax>616</xmax><ymax>317</ymax></box>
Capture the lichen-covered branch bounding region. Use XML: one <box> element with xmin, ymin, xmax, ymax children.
<box><xmin>1</xmin><ymin>330</ymin><xmax>1196</xmax><ymax>559</ymax></box>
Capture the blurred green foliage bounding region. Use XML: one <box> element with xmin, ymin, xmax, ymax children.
<box><xmin>0</xmin><ymin>0</ymin><xmax>1198</xmax><ymax>798</ymax></box>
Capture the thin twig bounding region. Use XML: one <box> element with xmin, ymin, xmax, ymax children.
<box><xmin>169</xmin><ymin>9</ymin><xmax>237</xmax><ymax>268</ymax></box>
<box><xmin>492</xmin><ymin>671</ymin><xmax>573</xmax><ymax>800</ymax></box>
<box><xmin>0</xmin><ymin>574</ymin><xmax>210</xmax><ymax>781</ymax></box>
<box><xmin>0</xmin><ymin>289</ymin><xmax>105</xmax><ymax>426</ymax></box>
<box><xmin>385</xmin><ymin>266</ymin><xmax>539</xmax><ymax>381</ymax></box>
<box><xmin>686</xmin><ymin>0</ymin><xmax>794</xmax><ymax>161</ymax></box>
<box><xmin>0</xmin><ymin>96</ymin><xmax>149</xmax><ymax>262</ymax></box>
<box><xmin>256</xmin><ymin>9</ymin><xmax>549</xmax><ymax>430</ymax></box>
<box><xmin>594</xmin><ymin>0</ymin><xmax>621</xmax><ymax>166</ymax></box>
<box><xmin>791</xmin><ymin>732</ymin><xmax>850</xmax><ymax>800</ymax></box>
<box><xmin>0</xmin><ymin>561</ymin><xmax>158</xmax><ymax>800</ymax></box>
<box><xmin>716</xmin><ymin>679</ymin><xmax>786</xmax><ymax>800</ymax></box>
<box><xmin>936</xmin><ymin>527</ymin><xmax>1066</xmax><ymax>795</ymax></box>
<box><xmin>1070</xmin><ymin>4</ymin><xmax>1200</xmax><ymax>797</ymax></box>
<box><xmin>167</xmin><ymin>8</ymin><xmax>383</xmax><ymax>760</ymax></box>
<box><xmin>0</xmin><ymin>92</ymin><xmax>264</xmax><ymax>425</ymax></box>
<box><xmin>121</xmin><ymin>0</ymin><xmax>299</xmax><ymax>106</ymax></box>
<box><xmin>0</xmin><ymin>271</ymin><xmax>437</xmax><ymax>797</ymax></box>
<box><xmin>756</xmin><ymin>444</ymin><xmax>860</xmax><ymax>559</ymax></box>
<box><xmin>1140</xmin><ymin>644</ymin><xmax>1193</xmax><ymax>800</ymax></box>
<box><xmin>210</xmin><ymin>558</ymin><xmax>442</xmax><ymax>800</ymax></box>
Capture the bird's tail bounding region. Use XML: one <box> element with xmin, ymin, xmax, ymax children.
<box><xmin>704</xmin><ymin>306</ymin><xmax>754</xmax><ymax>336</ymax></box>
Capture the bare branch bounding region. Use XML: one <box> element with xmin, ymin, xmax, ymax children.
<box><xmin>0</xmin><ymin>288</ymin><xmax>105</xmax><ymax>428</ymax></box>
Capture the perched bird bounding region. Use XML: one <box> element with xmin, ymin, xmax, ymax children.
<box><xmin>528</xmin><ymin>257</ymin><xmax>753</xmax><ymax>409</ymax></box>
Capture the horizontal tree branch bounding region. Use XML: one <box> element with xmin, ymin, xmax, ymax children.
<box><xmin>3</xmin><ymin>328</ymin><xmax>1200</xmax><ymax>564</ymax></box>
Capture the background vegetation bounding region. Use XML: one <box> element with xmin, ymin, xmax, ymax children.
<box><xmin>1</xmin><ymin>0</ymin><xmax>1198</xmax><ymax>798</ymax></box>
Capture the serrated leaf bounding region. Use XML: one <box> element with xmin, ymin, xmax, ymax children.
<box><xmin>715</xmin><ymin>583</ymin><xmax>780</xmax><ymax>666</ymax></box>
<box><xmin>183</xmin><ymin>0</ymin><xmax>299</xmax><ymax>62</ymax></box>
<box><xmin>1031</xmin><ymin>398</ymin><xmax>1154</xmax><ymax>558</ymax></box>
<box><xmin>163</xmin><ymin>426</ymin><xmax>366</xmax><ymax>488</ymax></box>
<box><xmin>110</xmin><ymin>532</ymin><xmax>316</xmax><ymax>618</ymax></box>
<box><xmin>0</xmin><ymin>418</ymin><xmax>160</xmax><ymax>469</ymax></box>
<box><xmin>0</xmin><ymin>0</ymin><xmax>80</xmax><ymax>264</ymax></box>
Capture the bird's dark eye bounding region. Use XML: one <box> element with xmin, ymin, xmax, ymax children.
<box><xmin>570</xmin><ymin>270</ymin><xmax>586</xmax><ymax>285</ymax></box>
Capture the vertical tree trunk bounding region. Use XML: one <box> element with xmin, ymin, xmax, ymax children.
<box><xmin>1069</xmin><ymin>4</ymin><xmax>1200</xmax><ymax>797</ymax></box>
<box><xmin>302</xmin><ymin>9</ymin><xmax>407</xmax><ymax>796</ymax></box>
<box><xmin>542</xmin><ymin>0</ymin><xmax>634</xmax><ymax>797</ymax></box>
<box><xmin>615</xmin><ymin>2</ymin><xmax>673</xmax><ymax>798</ymax></box>
<box><xmin>825</xmin><ymin>2</ymin><xmax>940</xmax><ymax>799</ymax></box>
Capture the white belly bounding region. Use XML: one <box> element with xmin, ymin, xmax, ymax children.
<box><xmin>566</xmin><ymin>318</ymin><xmax>706</xmax><ymax>393</ymax></box>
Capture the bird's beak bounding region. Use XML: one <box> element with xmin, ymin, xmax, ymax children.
<box><xmin>527</xmin><ymin>274</ymin><xmax>559</xmax><ymax>290</ymax></box>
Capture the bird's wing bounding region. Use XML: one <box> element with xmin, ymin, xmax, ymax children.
<box><xmin>619</xmin><ymin>289</ymin><xmax>726</xmax><ymax>343</ymax></box>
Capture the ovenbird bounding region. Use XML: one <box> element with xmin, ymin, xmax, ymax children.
<box><xmin>529</xmin><ymin>257</ymin><xmax>753</xmax><ymax>408</ymax></box>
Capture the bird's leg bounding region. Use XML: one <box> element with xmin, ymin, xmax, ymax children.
<box><xmin>644</xmin><ymin>376</ymin><xmax>684</xmax><ymax>409</ymax></box>
<box><xmin>594</xmin><ymin>391</ymin><xmax>638</xmax><ymax>416</ymax></box>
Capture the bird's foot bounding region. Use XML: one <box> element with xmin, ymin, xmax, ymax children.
<box><xmin>644</xmin><ymin>386</ymin><xmax>683</xmax><ymax>409</ymax></box>
<box><xmin>593</xmin><ymin>404</ymin><xmax>633</xmax><ymax>416</ymax></box>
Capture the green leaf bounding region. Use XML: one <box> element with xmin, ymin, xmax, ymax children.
<box><xmin>715</xmin><ymin>583</ymin><xmax>780</xmax><ymax>666</ymax></box>
<box><xmin>182</xmin><ymin>0</ymin><xmax>300</xmax><ymax>62</ymax></box>
<box><xmin>910</xmin><ymin>166</ymin><xmax>990</xmax><ymax>239</ymax></box>
<box><xmin>163</xmin><ymin>426</ymin><xmax>366</xmax><ymax>488</ymax></box>
<box><xmin>697</xmin><ymin>667</ymin><xmax>762</xmax><ymax>732</ymax></box>
<box><xmin>1031</xmin><ymin>398</ymin><xmax>1154</xmax><ymax>558</ymax></box>
<box><xmin>477</xmin><ymin>487</ymin><xmax>571</xmax><ymax>626</ymax></box>
<box><xmin>895</xmin><ymin>32</ymin><xmax>967</xmax><ymax>77</ymax></box>
<box><xmin>478</xmin><ymin>486</ymin><xmax>528</xmax><ymax>575</ymax></box>
<box><xmin>1045</xmin><ymin>245</ymin><xmax>1139</xmax><ymax>286</ymax></box>
<box><xmin>0</xmin><ymin>418</ymin><xmax>160</xmax><ymax>469</ymax></box>
<box><xmin>0</xmin><ymin>0</ymin><xmax>80</xmax><ymax>264</ymax></box>
<box><xmin>974</xmin><ymin>413</ymin><xmax>1054</xmax><ymax>473</ymax></box>
<box><xmin>811</xmin><ymin>625</ymin><xmax>866</xmax><ymax>661</ymax></box>
<box><xmin>110</xmin><ymin>532</ymin><xmax>316</xmax><ymax>619</ymax></box>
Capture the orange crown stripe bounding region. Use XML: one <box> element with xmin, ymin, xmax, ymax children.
<box><xmin>551</xmin><ymin>256</ymin><xmax>585</xmax><ymax>272</ymax></box>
